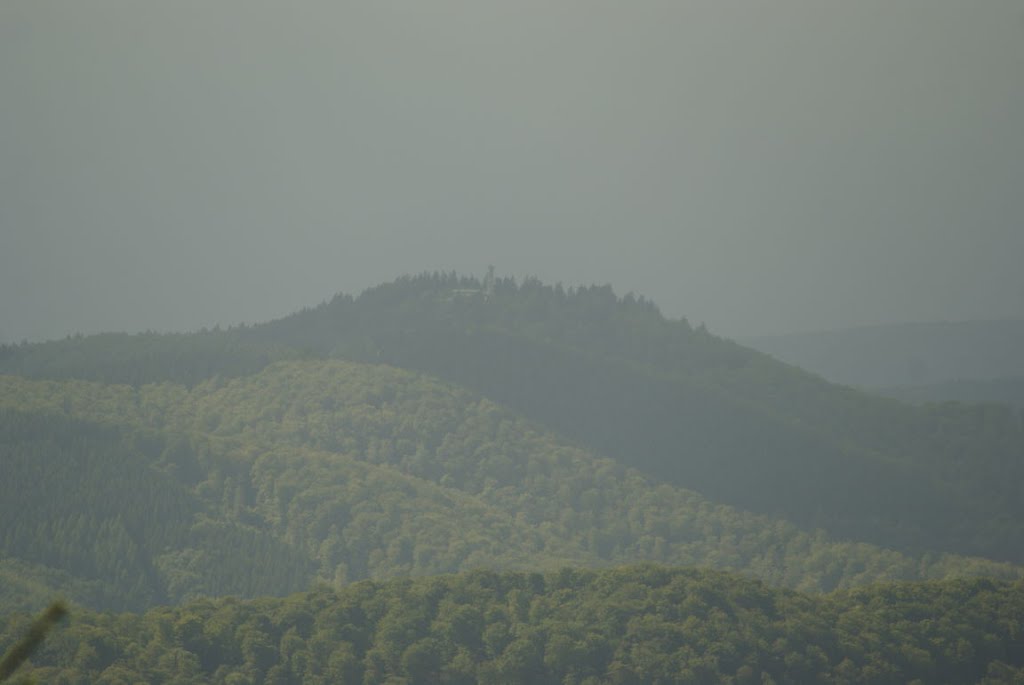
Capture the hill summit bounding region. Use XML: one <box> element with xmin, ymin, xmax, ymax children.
<box><xmin>3</xmin><ymin>272</ymin><xmax>1023</xmax><ymax>567</ymax></box>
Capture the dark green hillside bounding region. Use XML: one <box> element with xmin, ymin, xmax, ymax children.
<box><xmin>0</xmin><ymin>410</ymin><xmax>196</xmax><ymax>609</ymax></box>
<box><xmin>0</xmin><ymin>330</ymin><xmax>300</xmax><ymax>388</ymax></box>
<box><xmin>0</xmin><ymin>410</ymin><xmax>314</xmax><ymax>611</ymax></box>
<box><xmin>5</xmin><ymin>565</ymin><xmax>1024</xmax><ymax>684</ymax></box>
<box><xmin>244</xmin><ymin>275</ymin><xmax>1024</xmax><ymax>563</ymax></box>
<box><xmin>3</xmin><ymin>274</ymin><xmax>1023</xmax><ymax>564</ymax></box>
<box><xmin>0</xmin><ymin>558</ymin><xmax>125</xmax><ymax>616</ymax></box>
<box><xmin>1</xmin><ymin>362</ymin><xmax>1019</xmax><ymax>618</ymax></box>
<box><xmin>0</xmin><ymin>402</ymin><xmax>595</xmax><ymax>613</ymax></box>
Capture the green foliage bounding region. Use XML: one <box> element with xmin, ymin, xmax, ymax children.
<box><xmin>4</xmin><ymin>566</ymin><xmax>1024</xmax><ymax>684</ymax></box>
<box><xmin>7</xmin><ymin>273</ymin><xmax>1019</xmax><ymax>562</ymax></box>
<box><xmin>0</xmin><ymin>601</ymin><xmax>67</xmax><ymax>683</ymax></box>
<box><xmin>0</xmin><ymin>409</ymin><xmax>312</xmax><ymax>611</ymax></box>
<box><xmin>0</xmin><ymin>361</ymin><xmax>1019</xmax><ymax>618</ymax></box>
<box><xmin>2</xmin><ymin>274</ymin><xmax>1024</xmax><ymax>681</ymax></box>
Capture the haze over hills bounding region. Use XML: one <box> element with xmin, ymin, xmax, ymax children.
<box><xmin>3</xmin><ymin>274</ymin><xmax>1024</xmax><ymax>567</ymax></box>
<box><xmin>3</xmin><ymin>275</ymin><xmax>1024</xmax><ymax>682</ymax></box>
<box><xmin>9</xmin><ymin>358</ymin><xmax>1018</xmax><ymax>616</ymax></box>
<box><xmin>878</xmin><ymin>378</ymin><xmax>1024</xmax><ymax>412</ymax></box>
<box><xmin>742</xmin><ymin>319</ymin><xmax>1024</xmax><ymax>414</ymax></box>
<box><xmin>743</xmin><ymin>319</ymin><xmax>1024</xmax><ymax>388</ymax></box>
<box><xmin>4</xmin><ymin>3</ymin><xmax>1024</xmax><ymax>681</ymax></box>
<box><xmin>4</xmin><ymin>2</ymin><xmax>1024</xmax><ymax>346</ymax></box>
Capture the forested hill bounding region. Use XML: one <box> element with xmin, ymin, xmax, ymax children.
<box><xmin>5</xmin><ymin>566</ymin><xmax>1024</xmax><ymax>685</ymax></box>
<box><xmin>5</xmin><ymin>362</ymin><xmax>1018</xmax><ymax>616</ymax></box>
<box><xmin>4</xmin><ymin>274</ymin><xmax>1024</xmax><ymax>684</ymax></box>
<box><xmin>2</xmin><ymin>273</ymin><xmax>1023</xmax><ymax>566</ymax></box>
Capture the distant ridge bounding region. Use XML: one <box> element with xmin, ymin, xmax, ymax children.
<box><xmin>743</xmin><ymin>318</ymin><xmax>1024</xmax><ymax>388</ymax></box>
<box><xmin>3</xmin><ymin>273</ymin><xmax>1024</xmax><ymax>568</ymax></box>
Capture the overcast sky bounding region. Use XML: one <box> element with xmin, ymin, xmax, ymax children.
<box><xmin>2</xmin><ymin>1</ymin><xmax>1023</xmax><ymax>342</ymax></box>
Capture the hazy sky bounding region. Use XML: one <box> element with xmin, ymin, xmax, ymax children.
<box><xmin>2</xmin><ymin>1</ymin><xmax>1023</xmax><ymax>342</ymax></box>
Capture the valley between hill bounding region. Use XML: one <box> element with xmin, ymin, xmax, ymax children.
<box><xmin>2</xmin><ymin>274</ymin><xmax>1023</xmax><ymax>683</ymax></box>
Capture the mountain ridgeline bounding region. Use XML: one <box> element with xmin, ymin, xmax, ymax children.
<box><xmin>3</xmin><ymin>273</ymin><xmax>1024</xmax><ymax>683</ymax></box>
<box><xmin>6</xmin><ymin>359</ymin><xmax>1019</xmax><ymax>616</ymax></box>
<box><xmin>2</xmin><ymin>273</ymin><xmax>1023</xmax><ymax>569</ymax></box>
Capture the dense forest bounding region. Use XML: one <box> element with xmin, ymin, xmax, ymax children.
<box><xmin>5</xmin><ymin>361</ymin><xmax>1018</xmax><ymax>617</ymax></box>
<box><xmin>3</xmin><ymin>274</ymin><xmax>1024</xmax><ymax>683</ymax></box>
<box><xmin>5</xmin><ymin>566</ymin><xmax>1024</xmax><ymax>684</ymax></box>
<box><xmin>4</xmin><ymin>274</ymin><xmax>1022</xmax><ymax>562</ymax></box>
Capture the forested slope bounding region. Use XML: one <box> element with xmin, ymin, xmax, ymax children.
<box><xmin>3</xmin><ymin>275</ymin><xmax>1024</xmax><ymax>683</ymax></box>
<box><xmin>0</xmin><ymin>409</ymin><xmax>314</xmax><ymax>611</ymax></box>
<box><xmin>5</xmin><ymin>565</ymin><xmax>1024</xmax><ymax>684</ymax></box>
<box><xmin>1</xmin><ymin>361</ymin><xmax>1019</xmax><ymax>618</ymax></box>
<box><xmin>245</xmin><ymin>275</ymin><xmax>1024</xmax><ymax>563</ymax></box>
<box><xmin>3</xmin><ymin>274</ymin><xmax>1023</xmax><ymax>565</ymax></box>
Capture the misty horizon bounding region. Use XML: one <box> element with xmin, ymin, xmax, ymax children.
<box><xmin>3</xmin><ymin>1</ymin><xmax>1023</xmax><ymax>343</ymax></box>
<box><xmin>4</xmin><ymin>5</ymin><xmax>1024</xmax><ymax>678</ymax></box>
<box><xmin>5</xmin><ymin>268</ymin><xmax>1024</xmax><ymax>346</ymax></box>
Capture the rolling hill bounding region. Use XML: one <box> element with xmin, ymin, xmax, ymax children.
<box><xmin>5</xmin><ymin>359</ymin><xmax>1019</xmax><ymax>617</ymax></box>
<box><xmin>4</xmin><ymin>273</ymin><xmax>1024</xmax><ymax>683</ymax></box>
<box><xmin>3</xmin><ymin>274</ymin><xmax>1023</xmax><ymax>571</ymax></box>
